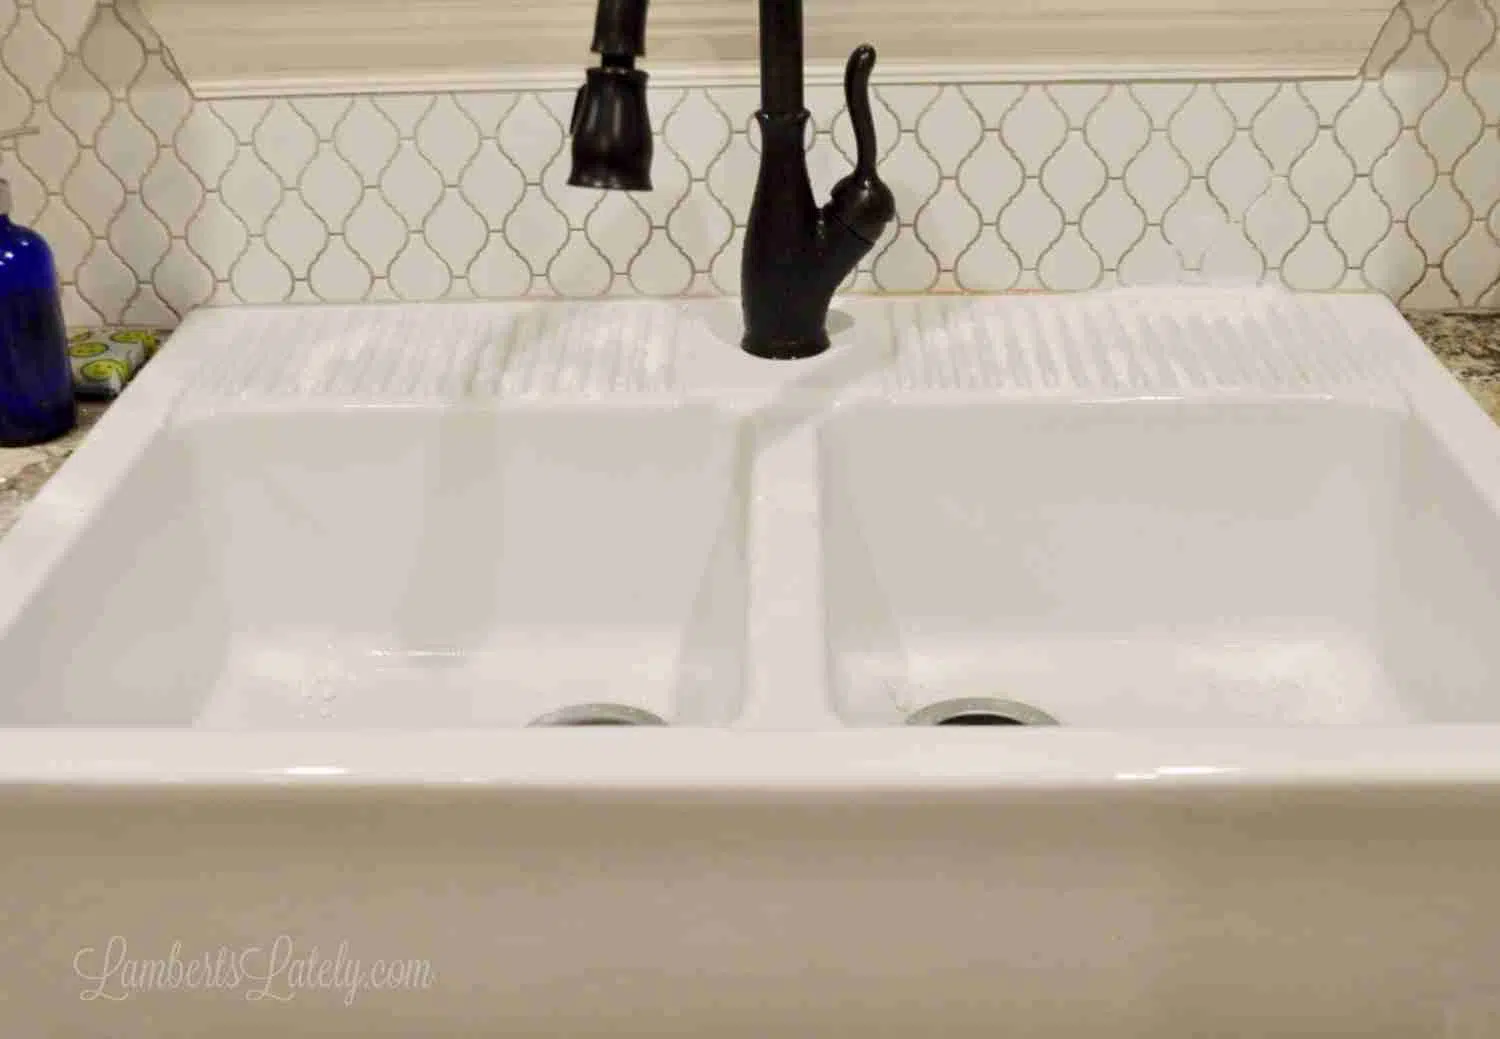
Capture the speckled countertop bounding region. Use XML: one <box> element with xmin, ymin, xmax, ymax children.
<box><xmin>2</xmin><ymin>311</ymin><xmax>1500</xmax><ymax>541</ymax></box>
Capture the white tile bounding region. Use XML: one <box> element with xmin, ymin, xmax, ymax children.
<box><xmin>48</xmin><ymin>57</ymin><xmax>111</xmax><ymax>141</ymax></box>
<box><xmin>308</xmin><ymin>237</ymin><xmax>374</xmax><ymax>302</ymax></box>
<box><xmin>33</xmin><ymin>196</ymin><xmax>91</xmax><ymax>277</ymax></box>
<box><xmin>663</xmin><ymin>90</ymin><xmax>732</xmax><ymax>179</ymax></box>
<box><xmin>1443</xmin><ymin>221</ymin><xmax>1500</xmax><ymax>303</ymax></box>
<box><xmin>1038</xmin><ymin>227</ymin><xmax>1103</xmax><ymax>290</ymax></box>
<box><xmin>998</xmin><ymin>180</ymin><xmax>1064</xmax><ymax>268</ymax></box>
<box><xmin>1123</xmin><ymin>135</ymin><xmax>1189</xmax><ymax>222</ymax></box>
<box><xmin>78</xmin><ymin>6</ymin><xmax>145</xmax><ymax>93</ymax></box>
<box><xmin>373</xmin><ymin>94</ymin><xmax>436</xmax><ymax>136</ymax></box>
<box><xmin>665</xmin><ymin>181</ymin><xmax>733</xmax><ymax>272</ymax></box>
<box><xmin>253</xmin><ymin>102</ymin><xmax>319</xmax><ymax>187</ymax></box>
<box><xmin>219</xmin><ymin>148</ymin><xmax>283</xmax><ymax>233</ymax></box>
<box><xmin>1372</xmin><ymin>131</ymin><xmax>1440</xmax><ymax>218</ymax></box>
<box><xmin>1417</xmin><ymin>89</ymin><xmax>1484</xmax><ymax>169</ymax></box>
<box><xmin>152</xmin><ymin>238</ymin><xmax>216</xmax><ymax>315</ymax></box>
<box><xmin>344</xmin><ymin>190</ymin><xmax>408</xmax><ymax>273</ymax></box>
<box><xmin>1408</xmin><ymin>176</ymin><xmax>1472</xmax><ymax>259</ymax></box>
<box><xmin>1281</xmin><ymin>225</ymin><xmax>1346</xmax><ymax>290</ymax></box>
<box><xmin>454</xmin><ymin>92</ymin><xmax>517</xmax><ymax>136</ymax></box>
<box><xmin>1327</xmin><ymin>177</ymin><xmax>1394</xmax><ymax>267</ymax></box>
<box><xmin>264</xmin><ymin>194</ymin><xmax>329</xmax><ymax>277</ymax></box>
<box><xmin>176</xmin><ymin>104</ymin><xmax>240</xmax><ymax>189</ymax></box>
<box><xmin>956</xmin><ymin>133</ymin><xmax>1021</xmax><ymax>220</ymax></box>
<box><xmin>1167</xmin><ymin>86</ymin><xmax>1235</xmax><ymax>174</ymax></box>
<box><xmin>585</xmin><ymin>191</ymin><xmax>651</xmax><ymax>272</ymax></box>
<box><xmin>1453</xmin><ymin>129</ymin><xmax>1500</xmax><ymax>219</ymax></box>
<box><xmin>954</xmin><ymin>226</ymin><xmax>1022</xmax><ymax>291</ymax></box>
<box><xmin>957</xmin><ymin>84</ymin><xmax>1022</xmax><ymax>130</ymax></box>
<box><xmin>1427</xmin><ymin>0</ymin><xmax>1496</xmax><ymax>76</ymax></box>
<box><xmin>1243</xmin><ymin>178</ymin><xmax>1310</xmax><ymax>268</ymax></box>
<box><xmin>31</xmin><ymin>0</ymin><xmax>96</xmax><ymax>51</ymax></box>
<box><xmin>877</xmin><ymin>132</ymin><xmax>940</xmax><ymax>226</ymax></box>
<box><xmin>185</xmin><ymin>193</ymin><xmax>249</xmax><ymax>279</ymax></box>
<box><xmin>15</xmin><ymin>107</ymin><xmax>78</xmax><ymax>186</ymax></box>
<box><xmin>1046</xmin><ymin>84</ymin><xmax>1109</xmax><ymax>128</ymax></box>
<box><xmin>629</xmin><ymin>231</ymin><xmax>694</xmax><ymax>296</ymax></box>
<box><xmin>229</xmin><ymin>237</ymin><xmax>293</xmax><ymax>302</ymax></box>
<box><xmin>1334</xmin><ymin>83</ymin><xmax>1404</xmax><ymax>170</ymax></box>
<box><xmin>106</xmin><ymin>195</ymin><xmax>170</xmax><ymax>280</ymax></box>
<box><xmin>1117</xmin><ymin>226</ymin><xmax>1184</xmax><ymax>284</ymax></box>
<box><xmin>916</xmin><ymin>87</ymin><xmax>983</xmax><ymax>177</ymax></box>
<box><xmin>129</xmin><ymin>54</ymin><xmax>193</xmax><ymax>143</ymax></box>
<box><xmin>1208</xmin><ymin>133</ymin><xmax>1272</xmax><ymax>220</ymax></box>
<box><xmin>878</xmin><ymin>84</ymin><xmax>940</xmax><ymax>131</ymax></box>
<box><xmin>1250</xmin><ymin>86</ymin><xmax>1319</xmax><ymax>175</ymax></box>
<box><xmin>502</xmin><ymin>188</ymin><xmax>568</xmax><ymax>273</ymax></box>
<box><xmin>871</xmin><ymin>225</ymin><xmax>938</xmax><ymax>292</ymax></box>
<box><xmin>1163</xmin><ymin>181</ymin><xmax>1230</xmax><ymax>270</ymax></box>
<box><xmin>415</xmin><ymin>96</ymin><xmax>482</xmax><ymax>185</ymax></box>
<box><xmin>140</xmin><ymin>150</ymin><xmax>203</xmax><ymax>235</ymax></box>
<box><xmin>1001</xmin><ymin>88</ymin><xmax>1067</xmax><ymax>174</ymax></box>
<box><xmin>61</xmin><ymin>148</ymin><xmax>126</xmax><ymax>229</ymax></box>
<box><xmin>1288</xmin><ymin>131</ymin><xmax>1357</xmax><ymax>219</ymax></box>
<box><xmin>706</xmin><ymin>132</ymin><xmax>757</xmax><ymax>221</ymax></box>
<box><xmin>95</xmin><ymin>105</ymin><xmax>158</xmax><ymax>189</ymax></box>
<box><xmin>1040</xmin><ymin>132</ymin><xmax>1105</xmax><ymax>221</ymax></box>
<box><xmin>1363</xmin><ymin>223</ymin><xmax>1426</xmax><ymax>300</ymax></box>
<box><xmin>2</xmin><ymin>9</ymin><xmax>64</xmax><ymax>100</ymax></box>
<box><xmin>469</xmin><ymin>234</ymin><xmax>531</xmax><ymax>297</ymax></box>
<box><xmin>547</xmin><ymin>236</ymin><xmax>611</xmax><ymax>298</ymax></box>
<box><xmin>496</xmin><ymin>93</ymin><xmax>564</xmax><ymax>182</ymax></box>
<box><xmin>75</xmin><ymin>242</ymin><xmax>137</xmax><ymax>318</ymax></box>
<box><xmin>299</xmin><ymin>148</ymin><xmax>363</xmax><ymax>230</ymax></box>
<box><xmin>333</xmin><ymin>100</ymin><xmax>400</xmax><ymax>185</ymax></box>
<box><xmin>290</xmin><ymin>97</ymin><xmax>353</xmax><ymax>139</ymax></box>
<box><xmin>424</xmin><ymin>192</ymin><xmax>486</xmax><ymax>271</ymax></box>
<box><xmin>1083</xmin><ymin>87</ymin><xmax>1150</xmax><ymax>176</ymax></box>
<box><xmin>458</xmin><ymin>141</ymin><xmax>525</xmax><ymax>227</ymax></box>
<box><xmin>914</xmin><ymin>181</ymin><xmax>982</xmax><ymax>271</ymax></box>
<box><xmin>1080</xmin><ymin>181</ymin><xmax>1146</xmax><ymax>270</ymax></box>
<box><xmin>379</xmin><ymin>143</ymin><xmax>443</xmax><ymax>225</ymax></box>
<box><xmin>388</xmin><ymin>238</ymin><xmax>451</xmax><ymax>300</ymax></box>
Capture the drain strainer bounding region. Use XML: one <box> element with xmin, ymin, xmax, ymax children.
<box><xmin>906</xmin><ymin>697</ymin><xmax>1059</xmax><ymax>727</ymax></box>
<box><xmin>527</xmin><ymin>704</ymin><xmax>668</xmax><ymax>727</ymax></box>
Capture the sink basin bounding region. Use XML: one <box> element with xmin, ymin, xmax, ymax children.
<box><xmin>0</xmin><ymin>401</ymin><xmax>748</xmax><ymax>727</ymax></box>
<box><xmin>4</xmin><ymin>294</ymin><xmax>1500</xmax><ymax>1038</ymax></box>
<box><xmin>822</xmin><ymin>395</ymin><xmax>1500</xmax><ymax>727</ymax></box>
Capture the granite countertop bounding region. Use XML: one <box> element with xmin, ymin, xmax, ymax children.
<box><xmin>2</xmin><ymin>311</ymin><xmax>1500</xmax><ymax>540</ymax></box>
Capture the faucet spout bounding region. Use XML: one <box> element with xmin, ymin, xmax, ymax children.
<box><xmin>570</xmin><ymin>0</ymin><xmax>896</xmax><ymax>359</ymax></box>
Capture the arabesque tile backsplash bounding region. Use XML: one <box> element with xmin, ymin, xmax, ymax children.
<box><xmin>3</xmin><ymin>0</ymin><xmax>1500</xmax><ymax>328</ymax></box>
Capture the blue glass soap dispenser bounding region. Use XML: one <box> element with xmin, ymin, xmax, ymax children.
<box><xmin>0</xmin><ymin>127</ymin><xmax>75</xmax><ymax>447</ymax></box>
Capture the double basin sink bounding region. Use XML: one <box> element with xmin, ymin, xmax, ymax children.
<box><xmin>3</xmin><ymin>291</ymin><xmax>1498</xmax><ymax>739</ymax></box>
<box><xmin>5</xmin><ymin>291</ymin><xmax>1500</xmax><ymax>1037</ymax></box>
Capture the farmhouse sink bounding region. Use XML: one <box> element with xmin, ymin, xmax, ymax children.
<box><xmin>823</xmin><ymin>395</ymin><xmax>1500</xmax><ymax>727</ymax></box>
<box><xmin>4</xmin><ymin>292</ymin><xmax>1500</xmax><ymax>1039</ymax></box>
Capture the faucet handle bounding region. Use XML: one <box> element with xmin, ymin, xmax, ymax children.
<box><xmin>825</xmin><ymin>45</ymin><xmax>895</xmax><ymax>243</ymax></box>
<box><xmin>844</xmin><ymin>44</ymin><xmax>880</xmax><ymax>178</ymax></box>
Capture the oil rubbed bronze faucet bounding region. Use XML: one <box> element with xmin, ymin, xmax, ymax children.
<box><xmin>568</xmin><ymin>0</ymin><xmax>896</xmax><ymax>359</ymax></box>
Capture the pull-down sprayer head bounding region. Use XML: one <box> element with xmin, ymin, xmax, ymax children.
<box><xmin>568</xmin><ymin>0</ymin><xmax>654</xmax><ymax>190</ymax></box>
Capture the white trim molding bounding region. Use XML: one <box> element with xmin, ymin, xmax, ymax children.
<box><xmin>138</xmin><ymin>0</ymin><xmax>1395</xmax><ymax>98</ymax></box>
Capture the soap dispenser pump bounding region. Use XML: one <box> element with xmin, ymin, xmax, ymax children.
<box><xmin>0</xmin><ymin>127</ymin><xmax>75</xmax><ymax>447</ymax></box>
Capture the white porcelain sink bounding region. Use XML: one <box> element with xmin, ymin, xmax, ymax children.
<box><xmin>0</xmin><ymin>403</ymin><xmax>748</xmax><ymax>727</ymax></box>
<box><xmin>823</xmin><ymin>395</ymin><xmax>1500</xmax><ymax>727</ymax></box>
<box><xmin>4</xmin><ymin>292</ymin><xmax>1500</xmax><ymax>1038</ymax></box>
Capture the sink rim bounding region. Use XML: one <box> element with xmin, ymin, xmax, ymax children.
<box><xmin>5</xmin><ymin>292</ymin><xmax>1500</xmax><ymax>789</ymax></box>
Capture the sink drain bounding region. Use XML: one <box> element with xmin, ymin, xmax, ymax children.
<box><xmin>906</xmin><ymin>697</ymin><xmax>1059</xmax><ymax>727</ymax></box>
<box><xmin>527</xmin><ymin>704</ymin><xmax>668</xmax><ymax>727</ymax></box>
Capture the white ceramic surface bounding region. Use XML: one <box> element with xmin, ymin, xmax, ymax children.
<box><xmin>4</xmin><ymin>289</ymin><xmax>1500</xmax><ymax>1037</ymax></box>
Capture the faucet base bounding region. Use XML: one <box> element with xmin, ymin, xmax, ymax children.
<box><xmin>741</xmin><ymin>330</ymin><xmax>831</xmax><ymax>361</ymax></box>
